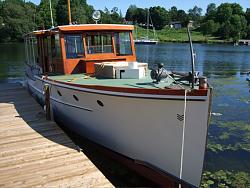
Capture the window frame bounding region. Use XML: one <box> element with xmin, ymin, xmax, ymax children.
<box><xmin>114</xmin><ymin>31</ymin><xmax>133</xmax><ymax>56</ymax></box>
<box><xmin>84</xmin><ymin>32</ymin><xmax>115</xmax><ymax>55</ymax></box>
<box><xmin>64</xmin><ymin>34</ymin><xmax>85</xmax><ymax>59</ymax></box>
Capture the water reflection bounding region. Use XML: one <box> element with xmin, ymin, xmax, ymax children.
<box><xmin>0</xmin><ymin>43</ymin><xmax>25</xmax><ymax>83</ymax></box>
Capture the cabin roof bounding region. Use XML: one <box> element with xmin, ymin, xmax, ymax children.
<box><xmin>28</xmin><ymin>24</ymin><xmax>134</xmax><ymax>36</ymax></box>
<box><xmin>56</xmin><ymin>24</ymin><xmax>134</xmax><ymax>31</ymax></box>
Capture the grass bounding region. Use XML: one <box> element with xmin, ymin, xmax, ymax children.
<box><xmin>133</xmin><ymin>26</ymin><xmax>230</xmax><ymax>43</ymax></box>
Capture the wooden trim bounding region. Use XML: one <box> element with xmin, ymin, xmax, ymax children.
<box><xmin>60</xmin><ymin>34</ymin><xmax>66</xmax><ymax>74</ymax></box>
<box><xmin>130</xmin><ymin>31</ymin><xmax>136</xmax><ymax>56</ymax></box>
<box><xmin>58</xmin><ymin>24</ymin><xmax>134</xmax><ymax>32</ymax></box>
<box><xmin>112</xmin><ymin>33</ymin><xmax>117</xmax><ymax>55</ymax></box>
<box><xmin>83</xmin><ymin>37</ymin><xmax>87</xmax><ymax>57</ymax></box>
<box><xmin>46</xmin><ymin>77</ymin><xmax>208</xmax><ymax>96</ymax></box>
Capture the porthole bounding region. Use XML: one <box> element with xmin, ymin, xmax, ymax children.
<box><xmin>73</xmin><ymin>95</ymin><xmax>79</xmax><ymax>101</ymax></box>
<box><xmin>97</xmin><ymin>100</ymin><xmax>104</xmax><ymax>107</ymax></box>
<box><xmin>57</xmin><ymin>90</ymin><xmax>62</xmax><ymax>96</ymax></box>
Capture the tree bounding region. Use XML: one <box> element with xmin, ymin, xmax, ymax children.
<box><xmin>125</xmin><ymin>5</ymin><xmax>137</xmax><ymax>23</ymax></box>
<box><xmin>245</xmin><ymin>8</ymin><xmax>250</xmax><ymax>24</ymax></box>
<box><xmin>188</xmin><ymin>5</ymin><xmax>202</xmax><ymax>22</ymax></box>
<box><xmin>169</xmin><ymin>6</ymin><xmax>178</xmax><ymax>21</ymax></box>
<box><xmin>101</xmin><ymin>7</ymin><xmax>123</xmax><ymax>24</ymax></box>
<box><xmin>149</xmin><ymin>6</ymin><xmax>169</xmax><ymax>29</ymax></box>
<box><xmin>56</xmin><ymin>0</ymin><xmax>93</xmax><ymax>25</ymax></box>
<box><xmin>247</xmin><ymin>25</ymin><xmax>250</xmax><ymax>38</ymax></box>
<box><xmin>200</xmin><ymin>20</ymin><xmax>219</xmax><ymax>36</ymax></box>
<box><xmin>231</xmin><ymin>3</ymin><xmax>244</xmax><ymax>15</ymax></box>
<box><xmin>135</xmin><ymin>8</ymin><xmax>147</xmax><ymax>24</ymax></box>
<box><xmin>0</xmin><ymin>0</ymin><xmax>37</xmax><ymax>42</ymax></box>
<box><xmin>177</xmin><ymin>9</ymin><xmax>189</xmax><ymax>26</ymax></box>
<box><xmin>205</xmin><ymin>3</ymin><xmax>217</xmax><ymax>21</ymax></box>
<box><xmin>216</xmin><ymin>3</ymin><xmax>232</xmax><ymax>23</ymax></box>
<box><xmin>37</xmin><ymin>0</ymin><xmax>58</xmax><ymax>29</ymax></box>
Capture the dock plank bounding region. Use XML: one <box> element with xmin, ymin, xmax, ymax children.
<box><xmin>0</xmin><ymin>83</ymin><xmax>113</xmax><ymax>188</ymax></box>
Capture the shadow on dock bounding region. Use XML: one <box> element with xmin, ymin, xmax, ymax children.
<box><xmin>0</xmin><ymin>83</ymin><xmax>76</xmax><ymax>150</ymax></box>
<box><xmin>0</xmin><ymin>83</ymin><xmax>157</xmax><ymax>187</ymax></box>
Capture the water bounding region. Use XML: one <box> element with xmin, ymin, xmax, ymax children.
<box><xmin>0</xmin><ymin>43</ymin><xmax>250</xmax><ymax>182</ymax></box>
<box><xmin>0</xmin><ymin>43</ymin><xmax>26</xmax><ymax>83</ymax></box>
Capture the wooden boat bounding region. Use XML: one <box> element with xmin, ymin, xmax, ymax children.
<box><xmin>24</xmin><ymin>23</ymin><xmax>212</xmax><ymax>187</ymax></box>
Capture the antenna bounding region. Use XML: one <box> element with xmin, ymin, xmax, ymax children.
<box><xmin>187</xmin><ymin>22</ymin><xmax>195</xmax><ymax>89</ymax></box>
<box><xmin>92</xmin><ymin>10</ymin><xmax>101</xmax><ymax>24</ymax></box>
<box><xmin>49</xmin><ymin>0</ymin><xmax>54</xmax><ymax>28</ymax></box>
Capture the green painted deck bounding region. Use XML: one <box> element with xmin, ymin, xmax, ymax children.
<box><xmin>49</xmin><ymin>73</ymin><xmax>186</xmax><ymax>90</ymax></box>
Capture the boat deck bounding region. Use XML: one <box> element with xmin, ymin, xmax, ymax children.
<box><xmin>48</xmin><ymin>73</ymin><xmax>187</xmax><ymax>90</ymax></box>
<box><xmin>0</xmin><ymin>83</ymin><xmax>113</xmax><ymax>187</ymax></box>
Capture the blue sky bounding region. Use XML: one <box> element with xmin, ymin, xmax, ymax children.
<box><xmin>30</xmin><ymin>0</ymin><xmax>249</xmax><ymax>15</ymax></box>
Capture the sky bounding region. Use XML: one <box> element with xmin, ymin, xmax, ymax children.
<box><xmin>30</xmin><ymin>0</ymin><xmax>249</xmax><ymax>15</ymax></box>
<box><xmin>86</xmin><ymin>0</ymin><xmax>249</xmax><ymax>15</ymax></box>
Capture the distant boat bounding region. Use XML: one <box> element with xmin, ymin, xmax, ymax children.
<box><xmin>134</xmin><ymin>37</ymin><xmax>159</xmax><ymax>45</ymax></box>
<box><xmin>134</xmin><ymin>9</ymin><xmax>158</xmax><ymax>45</ymax></box>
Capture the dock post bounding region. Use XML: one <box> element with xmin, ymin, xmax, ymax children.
<box><xmin>44</xmin><ymin>84</ymin><xmax>51</xmax><ymax>120</ymax></box>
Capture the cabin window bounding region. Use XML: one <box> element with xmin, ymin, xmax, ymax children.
<box><xmin>115</xmin><ymin>32</ymin><xmax>132</xmax><ymax>56</ymax></box>
<box><xmin>25</xmin><ymin>36</ymin><xmax>38</xmax><ymax>66</ymax></box>
<box><xmin>64</xmin><ymin>34</ymin><xmax>84</xmax><ymax>59</ymax></box>
<box><xmin>86</xmin><ymin>33</ymin><xmax>113</xmax><ymax>54</ymax></box>
<box><xmin>54</xmin><ymin>34</ymin><xmax>61</xmax><ymax>58</ymax></box>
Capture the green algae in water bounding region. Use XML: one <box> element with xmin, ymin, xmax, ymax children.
<box><xmin>207</xmin><ymin>121</ymin><xmax>250</xmax><ymax>152</ymax></box>
<box><xmin>201</xmin><ymin>170</ymin><xmax>250</xmax><ymax>188</ymax></box>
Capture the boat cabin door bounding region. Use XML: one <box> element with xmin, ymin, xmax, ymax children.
<box><xmin>38</xmin><ymin>36</ymin><xmax>54</xmax><ymax>73</ymax></box>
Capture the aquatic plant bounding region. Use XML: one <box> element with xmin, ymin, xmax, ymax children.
<box><xmin>201</xmin><ymin>170</ymin><xmax>250</xmax><ymax>188</ymax></box>
<box><xmin>207</xmin><ymin>121</ymin><xmax>250</xmax><ymax>152</ymax></box>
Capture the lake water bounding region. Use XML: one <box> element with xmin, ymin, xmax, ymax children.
<box><xmin>0</xmin><ymin>42</ymin><xmax>250</xmax><ymax>185</ymax></box>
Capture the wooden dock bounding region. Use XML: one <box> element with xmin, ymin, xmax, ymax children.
<box><xmin>0</xmin><ymin>83</ymin><xmax>113</xmax><ymax>187</ymax></box>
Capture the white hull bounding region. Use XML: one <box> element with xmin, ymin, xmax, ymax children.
<box><xmin>27</xmin><ymin>76</ymin><xmax>211</xmax><ymax>187</ymax></box>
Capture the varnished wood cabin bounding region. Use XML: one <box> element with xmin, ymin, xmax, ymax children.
<box><xmin>25</xmin><ymin>24</ymin><xmax>136</xmax><ymax>75</ymax></box>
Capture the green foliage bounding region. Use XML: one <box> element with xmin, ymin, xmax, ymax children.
<box><xmin>188</xmin><ymin>5</ymin><xmax>203</xmax><ymax>23</ymax></box>
<box><xmin>149</xmin><ymin>6</ymin><xmax>169</xmax><ymax>30</ymax></box>
<box><xmin>126</xmin><ymin>5</ymin><xmax>188</xmax><ymax>29</ymax></box>
<box><xmin>37</xmin><ymin>0</ymin><xmax>57</xmax><ymax>29</ymax></box>
<box><xmin>0</xmin><ymin>0</ymin><xmax>37</xmax><ymax>42</ymax></box>
<box><xmin>56</xmin><ymin>0</ymin><xmax>94</xmax><ymax>26</ymax></box>
<box><xmin>200</xmin><ymin>3</ymin><xmax>249</xmax><ymax>41</ymax></box>
<box><xmin>201</xmin><ymin>170</ymin><xmax>250</xmax><ymax>188</ymax></box>
<box><xmin>101</xmin><ymin>7</ymin><xmax>123</xmax><ymax>24</ymax></box>
<box><xmin>125</xmin><ymin>5</ymin><xmax>138</xmax><ymax>23</ymax></box>
<box><xmin>0</xmin><ymin>1</ymin><xmax>249</xmax><ymax>42</ymax></box>
<box><xmin>246</xmin><ymin>8</ymin><xmax>250</xmax><ymax>24</ymax></box>
<box><xmin>200</xmin><ymin>20</ymin><xmax>220</xmax><ymax>36</ymax></box>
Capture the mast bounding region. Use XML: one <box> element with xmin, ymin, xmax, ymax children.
<box><xmin>67</xmin><ymin>0</ymin><xmax>72</xmax><ymax>25</ymax></box>
<box><xmin>49</xmin><ymin>0</ymin><xmax>54</xmax><ymax>28</ymax></box>
<box><xmin>147</xmin><ymin>9</ymin><xmax>149</xmax><ymax>39</ymax></box>
<box><xmin>187</xmin><ymin>23</ymin><xmax>195</xmax><ymax>89</ymax></box>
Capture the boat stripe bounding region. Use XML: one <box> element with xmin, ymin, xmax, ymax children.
<box><xmin>51</xmin><ymin>97</ymin><xmax>93</xmax><ymax>112</ymax></box>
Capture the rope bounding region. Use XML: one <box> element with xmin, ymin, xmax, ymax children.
<box><xmin>179</xmin><ymin>89</ymin><xmax>188</xmax><ymax>188</ymax></box>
